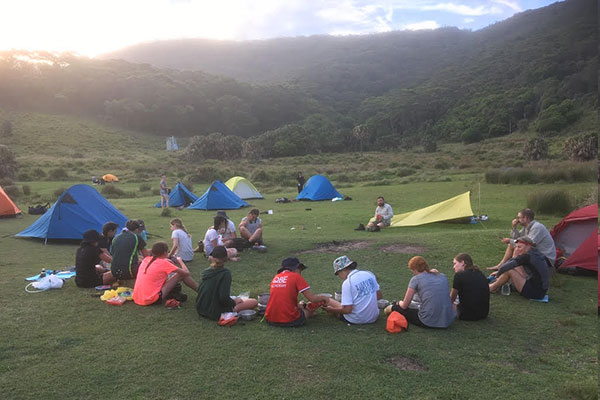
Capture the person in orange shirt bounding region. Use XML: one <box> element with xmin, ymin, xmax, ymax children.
<box><xmin>133</xmin><ymin>242</ymin><xmax>198</xmax><ymax>306</ymax></box>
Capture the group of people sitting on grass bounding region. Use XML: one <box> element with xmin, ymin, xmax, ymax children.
<box><xmin>74</xmin><ymin>204</ymin><xmax>554</xmax><ymax>329</ymax></box>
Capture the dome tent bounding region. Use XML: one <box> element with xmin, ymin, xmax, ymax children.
<box><xmin>225</xmin><ymin>176</ymin><xmax>264</xmax><ymax>199</ymax></box>
<box><xmin>15</xmin><ymin>184</ymin><xmax>128</xmax><ymax>242</ymax></box>
<box><xmin>296</xmin><ymin>175</ymin><xmax>343</xmax><ymax>201</ymax></box>
<box><xmin>188</xmin><ymin>180</ymin><xmax>249</xmax><ymax>210</ymax></box>
<box><xmin>0</xmin><ymin>185</ymin><xmax>21</xmax><ymax>217</ymax></box>
<box><xmin>154</xmin><ymin>182</ymin><xmax>199</xmax><ymax>207</ymax></box>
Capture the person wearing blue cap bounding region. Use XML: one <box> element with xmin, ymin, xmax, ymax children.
<box><xmin>323</xmin><ymin>255</ymin><xmax>382</xmax><ymax>324</ymax></box>
<box><xmin>265</xmin><ymin>257</ymin><xmax>330</xmax><ymax>327</ymax></box>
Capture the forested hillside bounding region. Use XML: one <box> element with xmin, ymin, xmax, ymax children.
<box><xmin>0</xmin><ymin>0</ymin><xmax>596</xmax><ymax>159</ymax></box>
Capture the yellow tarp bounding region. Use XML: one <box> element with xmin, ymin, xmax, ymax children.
<box><xmin>102</xmin><ymin>174</ymin><xmax>119</xmax><ymax>182</ymax></box>
<box><xmin>390</xmin><ymin>191</ymin><xmax>473</xmax><ymax>227</ymax></box>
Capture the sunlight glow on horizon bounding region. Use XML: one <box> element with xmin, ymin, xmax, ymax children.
<box><xmin>0</xmin><ymin>0</ymin><xmax>558</xmax><ymax>58</ymax></box>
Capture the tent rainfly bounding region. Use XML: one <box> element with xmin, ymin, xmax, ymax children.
<box><xmin>390</xmin><ymin>192</ymin><xmax>474</xmax><ymax>227</ymax></box>
<box><xmin>551</xmin><ymin>204</ymin><xmax>598</xmax><ymax>273</ymax></box>
<box><xmin>154</xmin><ymin>182</ymin><xmax>199</xmax><ymax>207</ymax></box>
<box><xmin>188</xmin><ymin>180</ymin><xmax>249</xmax><ymax>210</ymax></box>
<box><xmin>15</xmin><ymin>184</ymin><xmax>128</xmax><ymax>242</ymax></box>
<box><xmin>0</xmin><ymin>185</ymin><xmax>22</xmax><ymax>217</ymax></box>
<box><xmin>296</xmin><ymin>175</ymin><xmax>343</xmax><ymax>201</ymax></box>
<box><xmin>102</xmin><ymin>174</ymin><xmax>119</xmax><ymax>182</ymax></box>
<box><xmin>225</xmin><ymin>177</ymin><xmax>264</xmax><ymax>199</ymax></box>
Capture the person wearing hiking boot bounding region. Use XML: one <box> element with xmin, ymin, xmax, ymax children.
<box><xmin>365</xmin><ymin>196</ymin><xmax>393</xmax><ymax>232</ymax></box>
<box><xmin>489</xmin><ymin>208</ymin><xmax>555</xmax><ymax>271</ymax></box>
<box><xmin>196</xmin><ymin>246</ymin><xmax>257</xmax><ymax>321</ymax></box>
<box><xmin>323</xmin><ymin>256</ymin><xmax>382</xmax><ymax>324</ymax></box>
<box><xmin>265</xmin><ymin>257</ymin><xmax>331</xmax><ymax>327</ymax></box>
<box><xmin>110</xmin><ymin>220</ymin><xmax>150</xmax><ymax>280</ymax></box>
<box><xmin>132</xmin><ymin>242</ymin><xmax>198</xmax><ymax>306</ymax></box>
<box><xmin>489</xmin><ymin>236</ymin><xmax>549</xmax><ymax>300</ymax></box>
<box><xmin>239</xmin><ymin>208</ymin><xmax>263</xmax><ymax>246</ymax></box>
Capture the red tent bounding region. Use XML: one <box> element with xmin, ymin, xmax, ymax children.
<box><xmin>551</xmin><ymin>204</ymin><xmax>598</xmax><ymax>273</ymax></box>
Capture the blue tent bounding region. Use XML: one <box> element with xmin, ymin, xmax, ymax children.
<box><xmin>296</xmin><ymin>175</ymin><xmax>343</xmax><ymax>201</ymax></box>
<box><xmin>15</xmin><ymin>184</ymin><xmax>128</xmax><ymax>241</ymax></box>
<box><xmin>154</xmin><ymin>182</ymin><xmax>198</xmax><ymax>208</ymax></box>
<box><xmin>188</xmin><ymin>180</ymin><xmax>249</xmax><ymax>210</ymax></box>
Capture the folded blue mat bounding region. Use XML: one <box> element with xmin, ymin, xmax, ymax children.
<box><xmin>25</xmin><ymin>267</ymin><xmax>76</xmax><ymax>281</ymax></box>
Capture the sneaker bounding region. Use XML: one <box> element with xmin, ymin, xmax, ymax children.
<box><xmin>165</xmin><ymin>299</ymin><xmax>180</xmax><ymax>309</ymax></box>
<box><xmin>354</xmin><ymin>223</ymin><xmax>366</xmax><ymax>231</ymax></box>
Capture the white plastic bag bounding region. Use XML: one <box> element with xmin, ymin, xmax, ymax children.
<box><xmin>26</xmin><ymin>275</ymin><xmax>64</xmax><ymax>293</ymax></box>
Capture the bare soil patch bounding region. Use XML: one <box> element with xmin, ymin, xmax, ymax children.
<box><xmin>298</xmin><ymin>240</ymin><xmax>371</xmax><ymax>254</ymax></box>
<box><xmin>379</xmin><ymin>244</ymin><xmax>427</xmax><ymax>254</ymax></box>
<box><xmin>387</xmin><ymin>356</ymin><xmax>428</xmax><ymax>372</ymax></box>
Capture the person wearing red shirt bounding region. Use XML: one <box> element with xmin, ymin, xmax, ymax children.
<box><xmin>133</xmin><ymin>242</ymin><xmax>198</xmax><ymax>306</ymax></box>
<box><xmin>265</xmin><ymin>257</ymin><xmax>330</xmax><ymax>327</ymax></box>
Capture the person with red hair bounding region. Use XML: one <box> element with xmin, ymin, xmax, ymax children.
<box><xmin>388</xmin><ymin>256</ymin><xmax>455</xmax><ymax>328</ymax></box>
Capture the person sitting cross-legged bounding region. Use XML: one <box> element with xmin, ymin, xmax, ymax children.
<box><xmin>489</xmin><ymin>236</ymin><xmax>549</xmax><ymax>300</ymax></box>
<box><xmin>239</xmin><ymin>208</ymin><xmax>263</xmax><ymax>246</ymax></box>
<box><xmin>195</xmin><ymin>246</ymin><xmax>257</xmax><ymax>321</ymax></box>
<box><xmin>132</xmin><ymin>242</ymin><xmax>198</xmax><ymax>306</ymax></box>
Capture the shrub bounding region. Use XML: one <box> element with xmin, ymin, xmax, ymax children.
<box><xmin>527</xmin><ymin>190</ymin><xmax>572</xmax><ymax>215</ymax></box>
<box><xmin>54</xmin><ymin>187</ymin><xmax>67</xmax><ymax>198</ymax></box>
<box><xmin>189</xmin><ymin>166</ymin><xmax>220</xmax><ymax>183</ymax></box>
<box><xmin>563</xmin><ymin>133</ymin><xmax>598</xmax><ymax>161</ymax></box>
<box><xmin>523</xmin><ymin>137</ymin><xmax>548</xmax><ymax>161</ymax></box>
<box><xmin>251</xmin><ymin>169</ymin><xmax>269</xmax><ymax>183</ymax></box>
<box><xmin>434</xmin><ymin>161</ymin><xmax>449</xmax><ymax>169</ymax></box>
<box><xmin>31</xmin><ymin>168</ymin><xmax>47</xmax><ymax>179</ymax></box>
<box><xmin>101</xmin><ymin>185</ymin><xmax>125</xmax><ymax>198</ymax></box>
<box><xmin>396</xmin><ymin>168</ymin><xmax>415</xmax><ymax>177</ymax></box>
<box><xmin>485</xmin><ymin>166</ymin><xmax>593</xmax><ymax>185</ymax></box>
<box><xmin>421</xmin><ymin>136</ymin><xmax>437</xmax><ymax>153</ymax></box>
<box><xmin>139</xmin><ymin>183</ymin><xmax>152</xmax><ymax>192</ymax></box>
<box><xmin>0</xmin><ymin>177</ymin><xmax>14</xmax><ymax>187</ymax></box>
<box><xmin>47</xmin><ymin>168</ymin><xmax>69</xmax><ymax>180</ymax></box>
<box><xmin>4</xmin><ymin>185</ymin><xmax>19</xmax><ymax>198</ymax></box>
<box><xmin>0</xmin><ymin>145</ymin><xmax>18</xmax><ymax>179</ymax></box>
<box><xmin>1</xmin><ymin>120</ymin><xmax>12</xmax><ymax>136</ymax></box>
<box><xmin>17</xmin><ymin>172</ymin><xmax>30</xmax><ymax>181</ymax></box>
<box><xmin>22</xmin><ymin>185</ymin><xmax>31</xmax><ymax>196</ymax></box>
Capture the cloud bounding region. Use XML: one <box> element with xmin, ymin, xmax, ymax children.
<box><xmin>492</xmin><ymin>0</ymin><xmax>522</xmax><ymax>12</ymax></box>
<box><xmin>463</xmin><ymin>17</ymin><xmax>475</xmax><ymax>23</ymax></box>
<box><xmin>403</xmin><ymin>20</ymin><xmax>441</xmax><ymax>30</ymax></box>
<box><xmin>421</xmin><ymin>2</ymin><xmax>502</xmax><ymax>16</ymax></box>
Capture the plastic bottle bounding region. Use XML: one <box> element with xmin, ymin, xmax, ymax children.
<box><xmin>501</xmin><ymin>282</ymin><xmax>511</xmax><ymax>296</ymax></box>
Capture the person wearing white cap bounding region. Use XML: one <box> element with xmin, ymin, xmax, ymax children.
<box><xmin>323</xmin><ymin>256</ymin><xmax>382</xmax><ymax>324</ymax></box>
<box><xmin>489</xmin><ymin>236</ymin><xmax>550</xmax><ymax>300</ymax></box>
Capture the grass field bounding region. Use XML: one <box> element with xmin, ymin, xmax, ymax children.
<box><xmin>0</xmin><ymin>111</ymin><xmax>597</xmax><ymax>399</ymax></box>
<box><xmin>1</xmin><ymin>180</ymin><xmax>597</xmax><ymax>399</ymax></box>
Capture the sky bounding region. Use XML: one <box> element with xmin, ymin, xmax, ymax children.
<box><xmin>1</xmin><ymin>0</ymin><xmax>559</xmax><ymax>57</ymax></box>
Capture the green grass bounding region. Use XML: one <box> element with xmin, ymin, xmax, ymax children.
<box><xmin>1</xmin><ymin>180</ymin><xmax>597</xmax><ymax>399</ymax></box>
<box><xmin>0</xmin><ymin>110</ymin><xmax>597</xmax><ymax>399</ymax></box>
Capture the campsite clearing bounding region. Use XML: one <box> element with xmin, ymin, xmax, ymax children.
<box><xmin>0</xmin><ymin>180</ymin><xmax>596</xmax><ymax>399</ymax></box>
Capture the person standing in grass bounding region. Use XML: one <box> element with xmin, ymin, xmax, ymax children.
<box><xmin>265</xmin><ymin>257</ymin><xmax>331</xmax><ymax>327</ymax></box>
<box><xmin>450</xmin><ymin>253</ymin><xmax>489</xmax><ymax>321</ymax></box>
<box><xmin>196</xmin><ymin>246</ymin><xmax>258</xmax><ymax>321</ymax></box>
<box><xmin>168</xmin><ymin>218</ymin><xmax>194</xmax><ymax>263</ymax></box>
<box><xmin>489</xmin><ymin>237</ymin><xmax>549</xmax><ymax>300</ymax></box>
<box><xmin>388</xmin><ymin>256</ymin><xmax>455</xmax><ymax>328</ymax></box>
<box><xmin>323</xmin><ymin>255</ymin><xmax>382</xmax><ymax>324</ymax></box>
<box><xmin>75</xmin><ymin>229</ymin><xmax>115</xmax><ymax>288</ymax></box>
<box><xmin>159</xmin><ymin>175</ymin><xmax>169</xmax><ymax>208</ymax></box>
<box><xmin>489</xmin><ymin>208</ymin><xmax>555</xmax><ymax>270</ymax></box>
<box><xmin>239</xmin><ymin>208</ymin><xmax>263</xmax><ymax>246</ymax></box>
<box><xmin>133</xmin><ymin>242</ymin><xmax>198</xmax><ymax>306</ymax></box>
<box><xmin>296</xmin><ymin>172</ymin><xmax>305</xmax><ymax>193</ymax></box>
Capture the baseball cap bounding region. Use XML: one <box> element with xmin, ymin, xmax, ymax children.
<box><xmin>516</xmin><ymin>236</ymin><xmax>536</xmax><ymax>246</ymax></box>
<box><xmin>333</xmin><ymin>255</ymin><xmax>357</xmax><ymax>275</ymax></box>
<box><xmin>82</xmin><ymin>229</ymin><xmax>101</xmax><ymax>243</ymax></box>
<box><xmin>278</xmin><ymin>257</ymin><xmax>307</xmax><ymax>273</ymax></box>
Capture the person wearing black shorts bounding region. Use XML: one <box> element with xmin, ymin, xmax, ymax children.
<box><xmin>489</xmin><ymin>236</ymin><xmax>549</xmax><ymax>300</ymax></box>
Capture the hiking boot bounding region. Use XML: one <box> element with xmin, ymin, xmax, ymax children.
<box><xmin>354</xmin><ymin>223</ymin><xmax>365</xmax><ymax>231</ymax></box>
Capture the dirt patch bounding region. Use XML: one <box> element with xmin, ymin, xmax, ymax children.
<box><xmin>298</xmin><ymin>240</ymin><xmax>371</xmax><ymax>254</ymax></box>
<box><xmin>380</xmin><ymin>244</ymin><xmax>427</xmax><ymax>254</ymax></box>
<box><xmin>387</xmin><ymin>356</ymin><xmax>428</xmax><ymax>371</ymax></box>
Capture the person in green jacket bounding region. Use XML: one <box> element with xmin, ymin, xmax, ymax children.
<box><xmin>196</xmin><ymin>246</ymin><xmax>257</xmax><ymax>320</ymax></box>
